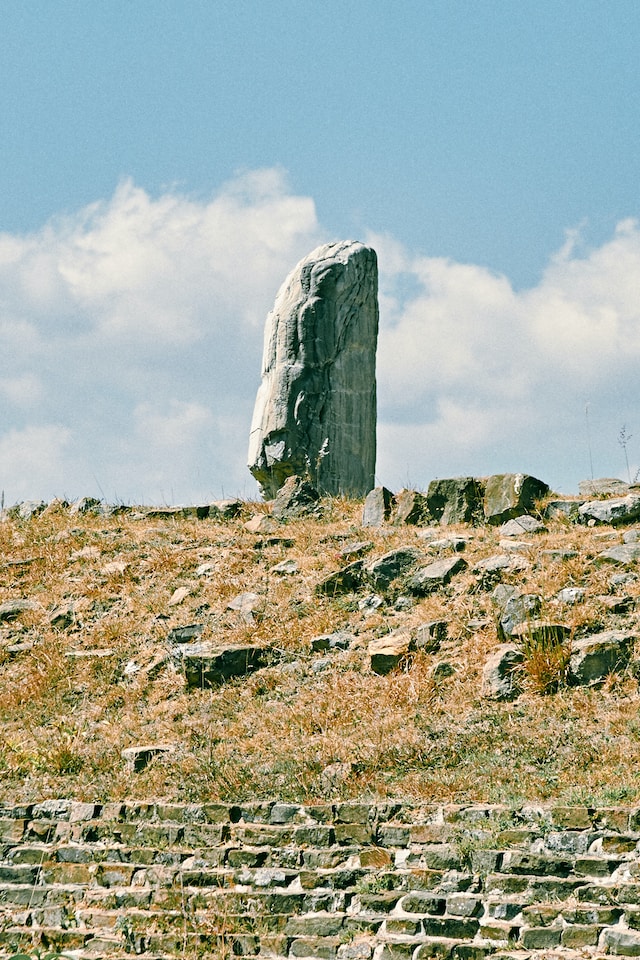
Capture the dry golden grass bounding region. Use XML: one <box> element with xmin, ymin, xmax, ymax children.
<box><xmin>1</xmin><ymin>496</ymin><xmax>640</xmax><ymax>806</ymax></box>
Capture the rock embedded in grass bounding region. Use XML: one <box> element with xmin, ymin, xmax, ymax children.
<box><xmin>569</xmin><ymin>630</ymin><xmax>636</xmax><ymax>686</ymax></box>
<box><xmin>405</xmin><ymin>556</ymin><xmax>467</xmax><ymax>596</ymax></box>
<box><xmin>579</xmin><ymin>494</ymin><xmax>640</xmax><ymax>526</ymax></box>
<box><xmin>368</xmin><ymin>630</ymin><xmax>415</xmax><ymax>674</ymax></box>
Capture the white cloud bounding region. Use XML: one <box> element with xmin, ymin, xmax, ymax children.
<box><xmin>0</xmin><ymin>169</ymin><xmax>322</xmax><ymax>504</ymax></box>
<box><xmin>1</xmin><ymin>170</ymin><xmax>640</xmax><ymax>503</ymax></box>
<box><xmin>372</xmin><ymin>222</ymin><xmax>640</xmax><ymax>493</ymax></box>
<box><xmin>0</xmin><ymin>374</ymin><xmax>43</xmax><ymax>407</ymax></box>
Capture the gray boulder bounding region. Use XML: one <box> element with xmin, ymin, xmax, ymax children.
<box><xmin>176</xmin><ymin>642</ymin><xmax>278</xmax><ymax>688</ymax></box>
<box><xmin>483</xmin><ymin>473</ymin><xmax>549</xmax><ymax>524</ymax></box>
<box><xmin>362</xmin><ymin>486</ymin><xmax>394</xmax><ymax>527</ymax></box>
<box><xmin>499</xmin><ymin>515</ymin><xmax>546</xmax><ymax>537</ymax></box>
<box><xmin>426</xmin><ymin>477</ymin><xmax>483</xmax><ymax>525</ymax></box>
<box><xmin>483</xmin><ymin>645</ymin><xmax>524</xmax><ymax>700</ymax></box>
<box><xmin>248</xmin><ymin>240</ymin><xmax>378</xmax><ymax>498</ymax></box>
<box><xmin>405</xmin><ymin>556</ymin><xmax>467</xmax><ymax>596</ymax></box>
<box><xmin>579</xmin><ymin>494</ymin><xmax>640</xmax><ymax>526</ymax></box>
<box><xmin>365</xmin><ymin>547</ymin><xmax>422</xmax><ymax>591</ymax></box>
<box><xmin>569</xmin><ymin>630</ymin><xmax>636</xmax><ymax>686</ymax></box>
<box><xmin>544</xmin><ymin>499</ymin><xmax>583</xmax><ymax>520</ymax></box>
<box><xmin>596</xmin><ymin>543</ymin><xmax>640</xmax><ymax>565</ymax></box>
<box><xmin>579</xmin><ymin>477</ymin><xmax>630</xmax><ymax>497</ymax></box>
<box><xmin>271</xmin><ymin>475</ymin><xmax>320</xmax><ymax>519</ymax></box>
<box><xmin>391</xmin><ymin>489</ymin><xmax>428</xmax><ymax>525</ymax></box>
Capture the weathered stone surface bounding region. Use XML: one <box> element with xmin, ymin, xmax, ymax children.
<box><xmin>176</xmin><ymin>642</ymin><xmax>277</xmax><ymax>688</ymax></box>
<box><xmin>569</xmin><ymin>630</ymin><xmax>636</xmax><ymax>686</ymax></box>
<box><xmin>248</xmin><ymin>240</ymin><xmax>378</xmax><ymax>499</ymax></box>
<box><xmin>121</xmin><ymin>744</ymin><xmax>174</xmax><ymax>772</ymax></box>
<box><xmin>499</xmin><ymin>516</ymin><xmax>546</xmax><ymax>536</ymax></box>
<box><xmin>0</xmin><ymin>598</ymin><xmax>40</xmax><ymax>622</ymax></box>
<box><xmin>362</xmin><ymin>486</ymin><xmax>394</xmax><ymax>527</ymax></box>
<box><xmin>244</xmin><ymin>514</ymin><xmax>281</xmax><ymax>534</ymax></box>
<box><xmin>316</xmin><ymin>560</ymin><xmax>364</xmax><ymax>596</ymax></box>
<box><xmin>602</xmin><ymin>927</ymin><xmax>640</xmax><ymax>955</ymax></box>
<box><xmin>496</xmin><ymin>591</ymin><xmax>542</xmax><ymax>636</ymax></box>
<box><xmin>391</xmin><ymin>489</ymin><xmax>428</xmax><ymax>525</ymax></box>
<box><xmin>579</xmin><ymin>477</ymin><xmax>631</xmax><ymax>497</ymax></box>
<box><xmin>415</xmin><ymin>620</ymin><xmax>448</xmax><ymax>652</ymax></box>
<box><xmin>483</xmin><ymin>645</ymin><xmax>524</xmax><ymax>700</ymax></box>
<box><xmin>405</xmin><ymin>556</ymin><xmax>467</xmax><ymax>596</ymax></box>
<box><xmin>311</xmin><ymin>631</ymin><xmax>354</xmax><ymax>652</ymax></box>
<box><xmin>426</xmin><ymin>477</ymin><xmax>483</xmax><ymax>525</ymax></box>
<box><xmin>271</xmin><ymin>475</ymin><xmax>320</xmax><ymax>519</ymax></box>
<box><xmin>365</xmin><ymin>548</ymin><xmax>422</xmax><ymax>591</ymax></box>
<box><xmin>596</xmin><ymin>543</ymin><xmax>640</xmax><ymax>565</ymax></box>
<box><xmin>545</xmin><ymin>499</ymin><xmax>583</xmax><ymax>520</ymax></box>
<box><xmin>483</xmin><ymin>473</ymin><xmax>549</xmax><ymax>524</ymax></box>
<box><xmin>369</xmin><ymin>630</ymin><xmax>415</xmax><ymax>674</ymax></box>
<box><xmin>579</xmin><ymin>494</ymin><xmax>640</xmax><ymax>526</ymax></box>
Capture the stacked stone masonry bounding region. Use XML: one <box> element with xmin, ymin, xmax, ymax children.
<box><xmin>6</xmin><ymin>801</ymin><xmax>640</xmax><ymax>959</ymax></box>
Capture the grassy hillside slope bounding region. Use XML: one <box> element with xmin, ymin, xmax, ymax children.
<box><xmin>1</xmin><ymin>496</ymin><xmax>639</xmax><ymax>806</ymax></box>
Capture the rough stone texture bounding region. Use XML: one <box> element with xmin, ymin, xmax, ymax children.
<box><xmin>483</xmin><ymin>644</ymin><xmax>525</xmax><ymax>700</ymax></box>
<box><xmin>6</xmin><ymin>799</ymin><xmax>640</xmax><ymax>960</ymax></box>
<box><xmin>483</xmin><ymin>473</ymin><xmax>549</xmax><ymax>524</ymax></box>
<box><xmin>405</xmin><ymin>556</ymin><xmax>467</xmax><ymax>596</ymax></box>
<box><xmin>365</xmin><ymin>547</ymin><xmax>422</xmax><ymax>591</ymax></box>
<box><xmin>174</xmin><ymin>642</ymin><xmax>277</xmax><ymax>688</ymax></box>
<box><xmin>579</xmin><ymin>477</ymin><xmax>631</xmax><ymax>497</ymax></box>
<box><xmin>248</xmin><ymin>241</ymin><xmax>379</xmax><ymax>499</ymax></box>
<box><xmin>579</xmin><ymin>494</ymin><xmax>640</xmax><ymax>526</ymax></box>
<box><xmin>426</xmin><ymin>477</ymin><xmax>483</xmax><ymax>525</ymax></box>
<box><xmin>497</xmin><ymin>591</ymin><xmax>542</xmax><ymax>637</ymax></box>
<box><xmin>499</xmin><ymin>516</ymin><xmax>547</xmax><ymax>536</ymax></box>
<box><xmin>569</xmin><ymin>630</ymin><xmax>636</xmax><ymax>686</ymax></box>
<box><xmin>391</xmin><ymin>489</ymin><xmax>429</xmax><ymax>525</ymax></box>
<box><xmin>271</xmin><ymin>475</ymin><xmax>320</xmax><ymax>519</ymax></box>
<box><xmin>368</xmin><ymin>630</ymin><xmax>415</xmax><ymax>674</ymax></box>
<box><xmin>596</xmin><ymin>543</ymin><xmax>640</xmax><ymax>565</ymax></box>
<box><xmin>362</xmin><ymin>486</ymin><xmax>394</xmax><ymax>527</ymax></box>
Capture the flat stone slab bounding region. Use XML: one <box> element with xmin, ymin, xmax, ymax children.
<box><xmin>176</xmin><ymin>642</ymin><xmax>278</xmax><ymax>688</ymax></box>
<box><xmin>579</xmin><ymin>494</ymin><xmax>640</xmax><ymax>526</ymax></box>
<box><xmin>405</xmin><ymin>556</ymin><xmax>467</xmax><ymax>595</ymax></box>
<box><xmin>369</xmin><ymin>630</ymin><xmax>415</xmax><ymax>675</ymax></box>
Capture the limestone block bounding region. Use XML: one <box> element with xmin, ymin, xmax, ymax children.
<box><xmin>569</xmin><ymin>630</ymin><xmax>636</xmax><ymax>686</ymax></box>
<box><xmin>405</xmin><ymin>556</ymin><xmax>467</xmax><ymax>596</ymax></box>
<box><xmin>362</xmin><ymin>486</ymin><xmax>394</xmax><ymax>526</ymax></box>
<box><xmin>579</xmin><ymin>494</ymin><xmax>640</xmax><ymax>526</ymax></box>
<box><xmin>249</xmin><ymin>240</ymin><xmax>379</xmax><ymax>498</ymax></box>
<box><xmin>426</xmin><ymin>476</ymin><xmax>483</xmax><ymax>525</ymax></box>
<box><xmin>483</xmin><ymin>473</ymin><xmax>549</xmax><ymax>524</ymax></box>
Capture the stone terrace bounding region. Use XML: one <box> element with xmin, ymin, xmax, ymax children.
<box><xmin>3</xmin><ymin>800</ymin><xmax>640</xmax><ymax>958</ymax></box>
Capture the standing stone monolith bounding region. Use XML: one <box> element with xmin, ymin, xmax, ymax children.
<box><xmin>248</xmin><ymin>240</ymin><xmax>378</xmax><ymax>499</ymax></box>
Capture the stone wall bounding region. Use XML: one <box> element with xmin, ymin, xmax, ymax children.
<box><xmin>3</xmin><ymin>799</ymin><xmax>640</xmax><ymax>958</ymax></box>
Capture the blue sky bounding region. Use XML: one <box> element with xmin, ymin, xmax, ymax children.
<box><xmin>2</xmin><ymin>1</ymin><xmax>640</xmax><ymax>503</ymax></box>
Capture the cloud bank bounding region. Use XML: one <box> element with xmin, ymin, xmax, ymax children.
<box><xmin>1</xmin><ymin>168</ymin><xmax>639</xmax><ymax>504</ymax></box>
